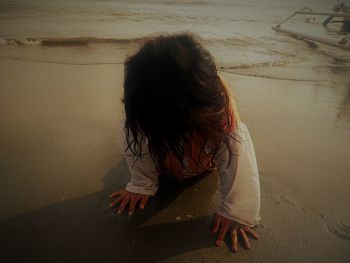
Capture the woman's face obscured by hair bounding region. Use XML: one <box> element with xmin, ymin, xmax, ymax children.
<box><xmin>123</xmin><ymin>33</ymin><xmax>224</xmax><ymax>137</ymax></box>
<box><xmin>122</xmin><ymin>32</ymin><xmax>233</xmax><ymax>169</ymax></box>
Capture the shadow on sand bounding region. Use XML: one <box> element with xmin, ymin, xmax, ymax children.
<box><xmin>0</xmin><ymin>161</ymin><xmax>221</xmax><ymax>263</ymax></box>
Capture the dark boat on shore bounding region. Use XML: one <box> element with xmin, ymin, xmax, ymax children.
<box><xmin>272</xmin><ymin>1</ymin><xmax>350</xmax><ymax>50</ymax></box>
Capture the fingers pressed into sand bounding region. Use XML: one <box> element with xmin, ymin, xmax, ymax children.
<box><xmin>118</xmin><ymin>197</ymin><xmax>130</xmax><ymax>214</ymax></box>
<box><xmin>231</xmin><ymin>228</ymin><xmax>238</xmax><ymax>252</ymax></box>
<box><xmin>139</xmin><ymin>195</ymin><xmax>149</xmax><ymax>209</ymax></box>
<box><xmin>128</xmin><ymin>196</ymin><xmax>140</xmax><ymax>215</ymax></box>
<box><xmin>243</xmin><ymin>226</ymin><xmax>259</xmax><ymax>239</ymax></box>
<box><xmin>109</xmin><ymin>193</ymin><xmax>126</xmax><ymax>208</ymax></box>
<box><xmin>211</xmin><ymin>214</ymin><xmax>221</xmax><ymax>234</ymax></box>
<box><xmin>239</xmin><ymin>228</ymin><xmax>251</xmax><ymax>249</ymax></box>
<box><xmin>109</xmin><ymin>189</ymin><xmax>125</xmax><ymax>198</ymax></box>
<box><xmin>216</xmin><ymin>222</ymin><xmax>229</xmax><ymax>247</ymax></box>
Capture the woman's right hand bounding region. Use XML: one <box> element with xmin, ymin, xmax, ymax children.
<box><xmin>109</xmin><ymin>189</ymin><xmax>150</xmax><ymax>215</ymax></box>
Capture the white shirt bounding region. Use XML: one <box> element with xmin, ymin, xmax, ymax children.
<box><xmin>120</xmin><ymin>122</ymin><xmax>260</xmax><ymax>227</ymax></box>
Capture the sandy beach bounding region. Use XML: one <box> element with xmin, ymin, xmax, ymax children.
<box><xmin>1</xmin><ymin>0</ymin><xmax>350</xmax><ymax>262</ymax></box>
<box><xmin>1</xmin><ymin>56</ymin><xmax>349</xmax><ymax>262</ymax></box>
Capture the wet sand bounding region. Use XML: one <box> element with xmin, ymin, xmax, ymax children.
<box><xmin>0</xmin><ymin>59</ymin><xmax>350</xmax><ymax>262</ymax></box>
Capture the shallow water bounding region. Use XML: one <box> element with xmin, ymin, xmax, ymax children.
<box><xmin>0</xmin><ymin>0</ymin><xmax>349</xmax><ymax>79</ymax></box>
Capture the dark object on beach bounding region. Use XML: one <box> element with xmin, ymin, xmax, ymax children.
<box><xmin>323</xmin><ymin>1</ymin><xmax>350</xmax><ymax>33</ymax></box>
<box><xmin>272</xmin><ymin>2</ymin><xmax>350</xmax><ymax>50</ymax></box>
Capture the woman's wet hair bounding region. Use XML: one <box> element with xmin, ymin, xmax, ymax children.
<box><xmin>123</xmin><ymin>32</ymin><xmax>235</xmax><ymax>171</ymax></box>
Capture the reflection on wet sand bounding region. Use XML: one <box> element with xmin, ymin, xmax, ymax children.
<box><xmin>335</xmin><ymin>83</ymin><xmax>350</xmax><ymax>129</ymax></box>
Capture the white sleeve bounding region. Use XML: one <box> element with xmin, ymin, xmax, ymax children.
<box><xmin>215</xmin><ymin>122</ymin><xmax>261</xmax><ymax>227</ymax></box>
<box><xmin>120</xmin><ymin>126</ymin><xmax>159</xmax><ymax>196</ymax></box>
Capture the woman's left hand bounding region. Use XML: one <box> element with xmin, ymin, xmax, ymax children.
<box><xmin>211</xmin><ymin>213</ymin><xmax>259</xmax><ymax>252</ymax></box>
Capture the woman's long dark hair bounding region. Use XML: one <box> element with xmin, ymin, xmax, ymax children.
<box><xmin>123</xmin><ymin>32</ymin><xmax>235</xmax><ymax>171</ymax></box>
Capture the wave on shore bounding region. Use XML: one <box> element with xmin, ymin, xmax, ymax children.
<box><xmin>0</xmin><ymin>36</ymin><xmax>146</xmax><ymax>47</ymax></box>
<box><xmin>0</xmin><ymin>35</ymin><xmax>267</xmax><ymax>48</ymax></box>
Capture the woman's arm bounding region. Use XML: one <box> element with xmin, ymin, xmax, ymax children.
<box><xmin>212</xmin><ymin>123</ymin><xmax>260</xmax><ymax>250</ymax></box>
<box><xmin>215</xmin><ymin>123</ymin><xmax>261</xmax><ymax>227</ymax></box>
<box><xmin>109</xmin><ymin>124</ymin><xmax>159</xmax><ymax>215</ymax></box>
<box><xmin>121</xmin><ymin>125</ymin><xmax>159</xmax><ymax>196</ymax></box>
